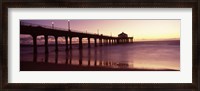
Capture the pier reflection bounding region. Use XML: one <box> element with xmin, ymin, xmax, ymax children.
<box><xmin>45</xmin><ymin>53</ymin><xmax>49</xmax><ymax>63</ymax></box>
<box><xmin>79</xmin><ymin>49</ymin><xmax>83</xmax><ymax>65</ymax></box>
<box><xmin>33</xmin><ymin>52</ymin><xmax>37</xmax><ymax>62</ymax></box>
<box><xmin>55</xmin><ymin>51</ymin><xmax>58</xmax><ymax>64</ymax></box>
<box><xmin>88</xmin><ymin>48</ymin><xmax>91</xmax><ymax>66</ymax></box>
<box><xmin>32</xmin><ymin>47</ymin><xmax>130</xmax><ymax>69</ymax></box>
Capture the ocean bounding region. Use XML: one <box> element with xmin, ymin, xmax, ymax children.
<box><xmin>20</xmin><ymin>40</ymin><xmax>180</xmax><ymax>71</ymax></box>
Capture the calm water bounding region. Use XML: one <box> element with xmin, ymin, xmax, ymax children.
<box><xmin>20</xmin><ymin>40</ymin><xmax>180</xmax><ymax>70</ymax></box>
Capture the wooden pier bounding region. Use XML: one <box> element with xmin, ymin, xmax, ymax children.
<box><xmin>20</xmin><ymin>22</ymin><xmax>133</xmax><ymax>54</ymax></box>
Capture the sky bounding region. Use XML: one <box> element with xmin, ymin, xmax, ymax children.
<box><xmin>20</xmin><ymin>20</ymin><xmax>180</xmax><ymax>44</ymax></box>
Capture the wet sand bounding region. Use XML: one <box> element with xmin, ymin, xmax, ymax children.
<box><xmin>20</xmin><ymin>61</ymin><xmax>179</xmax><ymax>71</ymax></box>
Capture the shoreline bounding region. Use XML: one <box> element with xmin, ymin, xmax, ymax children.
<box><xmin>20</xmin><ymin>61</ymin><xmax>179</xmax><ymax>71</ymax></box>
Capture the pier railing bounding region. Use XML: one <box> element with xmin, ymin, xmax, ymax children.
<box><xmin>20</xmin><ymin>21</ymin><xmax>102</xmax><ymax>36</ymax></box>
<box><xmin>20</xmin><ymin>21</ymin><xmax>134</xmax><ymax>54</ymax></box>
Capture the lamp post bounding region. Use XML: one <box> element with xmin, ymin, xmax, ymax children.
<box><xmin>68</xmin><ymin>20</ymin><xmax>70</xmax><ymax>31</ymax></box>
<box><xmin>51</xmin><ymin>22</ymin><xmax>54</xmax><ymax>29</ymax></box>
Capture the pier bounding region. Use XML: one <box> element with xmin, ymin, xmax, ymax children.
<box><xmin>20</xmin><ymin>22</ymin><xmax>133</xmax><ymax>54</ymax></box>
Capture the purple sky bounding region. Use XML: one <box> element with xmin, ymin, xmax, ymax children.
<box><xmin>20</xmin><ymin>20</ymin><xmax>180</xmax><ymax>44</ymax></box>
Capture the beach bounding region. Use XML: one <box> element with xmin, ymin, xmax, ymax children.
<box><xmin>20</xmin><ymin>40</ymin><xmax>180</xmax><ymax>71</ymax></box>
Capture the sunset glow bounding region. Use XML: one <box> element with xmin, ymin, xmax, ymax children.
<box><xmin>20</xmin><ymin>20</ymin><xmax>180</xmax><ymax>44</ymax></box>
<box><xmin>20</xmin><ymin>19</ymin><xmax>180</xmax><ymax>71</ymax></box>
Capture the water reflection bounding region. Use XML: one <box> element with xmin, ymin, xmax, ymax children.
<box><xmin>69</xmin><ymin>49</ymin><xmax>72</xmax><ymax>64</ymax></box>
<box><xmin>94</xmin><ymin>48</ymin><xmax>97</xmax><ymax>66</ymax></box>
<box><xmin>31</xmin><ymin>47</ymin><xmax>130</xmax><ymax>69</ymax></box>
<box><xmin>45</xmin><ymin>53</ymin><xmax>48</xmax><ymax>63</ymax></box>
<box><xmin>22</xmin><ymin>41</ymin><xmax>180</xmax><ymax>71</ymax></box>
<box><xmin>33</xmin><ymin>53</ymin><xmax>37</xmax><ymax>62</ymax></box>
<box><xmin>99</xmin><ymin>47</ymin><xmax>103</xmax><ymax>66</ymax></box>
<box><xmin>55</xmin><ymin>51</ymin><xmax>58</xmax><ymax>64</ymax></box>
<box><xmin>88</xmin><ymin>48</ymin><xmax>91</xmax><ymax>66</ymax></box>
<box><xmin>79</xmin><ymin>49</ymin><xmax>82</xmax><ymax>65</ymax></box>
<box><xmin>65</xmin><ymin>51</ymin><xmax>68</xmax><ymax>64</ymax></box>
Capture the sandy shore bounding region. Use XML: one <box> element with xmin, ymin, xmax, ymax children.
<box><xmin>20</xmin><ymin>61</ymin><xmax>178</xmax><ymax>71</ymax></box>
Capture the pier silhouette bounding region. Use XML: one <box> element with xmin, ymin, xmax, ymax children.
<box><xmin>20</xmin><ymin>22</ymin><xmax>134</xmax><ymax>54</ymax></box>
<box><xmin>28</xmin><ymin>47</ymin><xmax>131</xmax><ymax>70</ymax></box>
<box><xmin>20</xmin><ymin>21</ymin><xmax>180</xmax><ymax>71</ymax></box>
